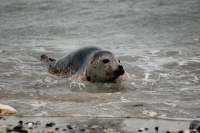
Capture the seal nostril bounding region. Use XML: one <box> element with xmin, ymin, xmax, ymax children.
<box><xmin>118</xmin><ymin>65</ymin><xmax>123</xmax><ymax>71</ymax></box>
<box><xmin>117</xmin><ymin>65</ymin><xmax>124</xmax><ymax>75</ymax></box>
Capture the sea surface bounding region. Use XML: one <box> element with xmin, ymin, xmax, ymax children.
<box><xmin>0</xmin><ymin>0</ymin><xmax>199</xmax><ymax>120</ymax></box>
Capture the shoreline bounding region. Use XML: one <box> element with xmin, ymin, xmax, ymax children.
<box><xmin>0</xmin><ymin>116</ymin><xmax>196</xmax><ymax>133</ymax></box>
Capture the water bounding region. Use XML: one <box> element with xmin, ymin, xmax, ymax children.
<box><xmin>0</xmin><ymin>0</ymin><xmax>199</xmax><ymax>120</ymax></box>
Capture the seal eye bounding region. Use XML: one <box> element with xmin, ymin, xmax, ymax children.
<box><xmin>102</xmin><ymin>59</ymin><xmax>109</xmax><ymax>64</ymax></box>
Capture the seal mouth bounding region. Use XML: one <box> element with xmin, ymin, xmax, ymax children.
<box><xmin>113</xmin><ymin>65</ymin><xmax>124</xmax><ymax>76</ymax></box>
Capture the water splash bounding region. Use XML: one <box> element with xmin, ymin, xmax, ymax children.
<box><xmin>70</xmin><ymin>81</ymin><xmax>86</xmax><ymax>90</ymax></box>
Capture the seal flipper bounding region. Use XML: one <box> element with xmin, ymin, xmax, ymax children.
<box><xmin>41</xmin><ymin>54</ymin><xmax>56</xmax><ymax>62</ymax></box>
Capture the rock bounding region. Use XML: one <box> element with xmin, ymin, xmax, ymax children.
<box><xmin>46</xmin><ymin>123</ymin><xmax>53</xmax><ymax>127</ymax></box>
<box><xmin>13</xmin><ymin>121</ymin><xmax>23</xmax><ymax>130</ymax></box>
<box><xmin>189</xmin><ymin>120</ymin><xmax>200</xmax><ymax>132</ymax></box>
<box><xmin>0</xmin><ymin>104</ymin><xmax>17</xmax><ymax>115</ymax></box>
<box><xmin>80</xmin><ymin>129</ymin><xmax>85</xmax><ymax>131</ymax></box>
<box><xmin>0</xmin><ymin>116</ymin><xmax>5</xmax><ymax>120</ymax></box>
<box><xmin>45</xmin><ymin>130</ymin><xmax>53</xmax><ymax>133</ymax></box>
<box><xmin>67</xmin><ymin>125</ymin><xmax>73</xmax><ymax>129</ymax></box>
<box><xmin>155</xmin><ymin>127</ymin><xmax>159</xmax><ymax>131</ymax></box>
<box><xmin>35</xmin><ymin>121</ymin><xmax>41</xmax><ymax>125</ymax></box>
<box><xmin>7</xmin><ymin>129</ymin><xmax>28</xmax><ymax>133</ymax></box>
<box><xmin>46</xmin><ymin>122</ymin><xmax>56</xmax><ymax>127</ymax></box>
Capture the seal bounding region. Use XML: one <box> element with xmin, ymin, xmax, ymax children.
<box><xmin>41</xmin><ymin>46</ymin><xmax>132</xmax><ymax>82</ymax></box>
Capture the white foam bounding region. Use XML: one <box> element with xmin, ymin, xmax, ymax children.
<box><xmin>35</xmin><ymin>111</ymin><xmax>49</xmax><ymax>117</ymax></box>
<box><xmin>142</xmin><ymin>110</ymin><xmax>158</xmax><ymax>117</ymax></box>
<box><xmin>191</xmin><ymin>75</ymin><xmax>199</xmax><ymax>83</ymax></box>
<box><xmin>194</xmin><ymin>38</ymin><xmax>199</xmax><ymax>42</ymax></box>
<box><xmin>180</xmin><ymin>88</ymin><xmax>189</xmax><ymax>91</ymax></box>
<box><xmin>149</xmin><ymin>49</ymin><xmax>160</xmax><ymax>54</ymax></box>
<box><xmin>121</xmin><ymin>96</ymin><xmax>130</xmax><ymax>102</ymax></box>
<box><xmin>70</xmin><ymin>81</ymin><xmax>86</xmax><ymax>90</ymax></box>
<box><xmin>144</xmin><ymin>72</ymin><xmax>150</xmax><ymax>80</ymax></box>
<box><xmin>31</xmin><ymin>101</ymin><xmax>47</xmax><ymax>109</ymax></box>
<box><xmin>130</xmin><ymin>82</ymin><xmax>136</xmax><ymax>86</ymax></box>
<box><xmin>0</xmin><ymin>72</ymin><xmax>15</xmax><ymax>76</ymax></box>
<box><xmin>33</xmin><ymin>47</ymin><xmax>47</xmax><ymax>52</ymax></box>
<box><xmin>164</xmin><ymin>102</ymin><xmax>177</xmax><ymax>107</ymax></box>
<box><xmin>13</xmin><ymin>65</ymin><xmax>26</xmax><ymax>70</ymax></box>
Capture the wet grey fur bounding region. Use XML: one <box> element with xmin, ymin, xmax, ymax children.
<box><xmin>49</xmin><ymin>46</ymin><xmax>102</xmax><ymax>76</ymax></box>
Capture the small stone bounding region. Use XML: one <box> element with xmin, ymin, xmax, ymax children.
<box><xmin>15</xmin><ymin>130</ymin><xmax>28</xmax><ymax>133</ymax></box>
<box><xmin>0</xmin><ymin>117</ymin><xmax>5</xmax><ymax>120</ymax></box>
<box><xmin>155</xmin><ymin>127</ymin><xmax>159</xmax><ymax>131</ymax></box>
<box><xmin>140</xmin><ymin>128</ymin><xmax>145</xmax><ymax>131</ymax></box>
<box><xmin>6</xmin><ymin>129</ymin><xmax>13</xmax><ymax>132</ymax></box>
<box><xmin>28</xmin><ymin>127</ymin><xmax>33</xmax><ymax>130</ymax></box>
<box><xmin>189</xmin><ymin>120</ymin><xmax>200</xmax><ymax>132</ymax></box>
<box><xmin>46</xmin><ymin>124</ymin><xmax>52</xmax><ymax>127</ymax></box>
<box><xmin>177</xmin><ymin>131</ymin><xmax>184</xmax><ymax>133</ymax></box>
<box><xmin>45</xmin><ymin>130</ymin><xmax>53</xmax><ymax>133</ymax></box>
<box><xmin>145</xmin><ymin>128</ymin><xmax>148</xmax><ymax>130</ymax></box>
<box><xmin>107</xmin><ymin>128</ymin><xmax>113</xmax><ymax>132</ymax></box>
<box><xmin>62</xmin><ymin>129</ymin><xmax>67</xmax><ymax>131</ymax></box>
<box><xmin>0</xmin><ymin>126</ymin><xmax>8</xmax><ymax>129</ymax></box>
<box><xmin>35</xmin><ymin>121</ymin><xmax>41</xmax><ymax>125</ymax></box>
<box><xmin>138</xmin><ymin>129</ymin><xmax>142</xmax><ymax>132</ymax></box>
<box><xmin>25</xmin><ymin>122</ymin><xmax>34</xmax><ymax>125</ymax></box>
<box><xmin>67</xmin><ymin>125</ymin><xmax>71</xmax><ymax>128</ymax></box>
<box><xmin>80</xmin><ymin>129</ymin><xmax>85</xmax><ymax>131</ymax></box>
<box><xmin>55</xmin><ymin>128</ymin><xmax>59</xmax><ymax>130</ymax></box>
<box><xmin>28</xmin><ymin>123</ymin><xmax>33</xmax><ymax>128</ymax></box>
<box><xmin>190</xmin><ymin>130</ymin><xmax>199</xmax><ymax>133</ymax></box>
<box><xmin>67</xmin><ymin>125</ymin><xmax>73</xmax><ymax>129</ymax></box>
<box><xmin>49</xmin><ymin>122</ymin><xmax>56</xmax><ymax>126</ymax></box>
<box><xmin>45</xmin><ymin>122</ymin><xmax>55</xmax><ymax>127</ymax></box>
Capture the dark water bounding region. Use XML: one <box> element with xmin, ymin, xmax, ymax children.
<box><xmin>0</xmin><ymin>0</ymin><xmax>200</xmax><ymax>119</ymax></box>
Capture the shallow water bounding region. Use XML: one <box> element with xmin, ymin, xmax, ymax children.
<box><xmin>0</xmin><ymin>0</ymin><xmax>200</xmax><ymax>119</ymax></box>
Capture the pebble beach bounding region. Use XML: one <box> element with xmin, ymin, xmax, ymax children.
<box><xmin>0</xmin><ymin>116</ymin><xmax>198</xmax><ymax>133</ymax></box>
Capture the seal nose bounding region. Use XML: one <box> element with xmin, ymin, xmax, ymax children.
<box><xmin>118</xmin><ymin>65</ymin><xmax>123</xmax><ymax>71</ymax></box>
<box><xmin>118</xmin><ymin>65</ymin><xmax>124</xmax><ymax>75</ymax></box>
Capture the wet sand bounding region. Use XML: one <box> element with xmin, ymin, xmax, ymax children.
<box><xmin>0</xmin><ymin>116</ymin><xmax>191</xmax><ymax>133</ymax></box>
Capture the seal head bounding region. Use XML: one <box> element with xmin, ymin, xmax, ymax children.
<box><xmin>86</xmin><ymin>51</ymin><xmax>125</xmax><ymax>82</ymax></box>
